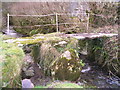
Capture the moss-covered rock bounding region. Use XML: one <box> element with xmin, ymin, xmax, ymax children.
<box><xmin>38</xmin><ymin>35</ymin><xmax>83</xmax><ymax>81</ymax></box>
<box><xmin>51</xmin><ymin>49</ymin><xmax>82</xmax><ymax>81</ymax></box>
<box><xmin>0</xmin><ymin>36</ymin><xmax>25</xmax><ymax>88</ymax></box>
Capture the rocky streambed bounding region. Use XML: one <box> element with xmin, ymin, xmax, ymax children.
<box><xmin>21</xmin><ymin>50</ymin><xmax>120</xmax><ymax>88</ymax></box>
<box><xmin>1</xmin><ymin>32</ymin><xmax>119</xmax><ymax>88</ymax></box>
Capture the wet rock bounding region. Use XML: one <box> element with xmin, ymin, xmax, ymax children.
<box><xmin>54</xmin><ymin>41</ymin><xmax>67</xmax><ymax>47</ymax></box>
<box><xmin>23</xmin><ymin>54</ymin><xmax>34</xmax><ymax>64</ymax></box>
<box><xmin>22</xmin><ymin>67</ymin><xmax>34</xmax><ymax>79</ymax></box>
<box><xmin>25</xmin><ymin>67</ymin><xmax>34</xmax><ymax>77</ymax></box>
<box><xmin>22</xmin><ymin>54</ymin><xmax>34</xmax><ymax>78</ymax></box>
<box><xmin>30</xmin><ymin>63</ymin><xmax>52</xmax><ymax>86</ymax></box>
<box><xmin>22</xmin><ymin>79</ymin><xmax>34</xmax><ymax>88</ymax></box>
<box><xmin>81</xmin><ymin>66</ymin><xmax>91</xmax><ymax>73</ymax></box>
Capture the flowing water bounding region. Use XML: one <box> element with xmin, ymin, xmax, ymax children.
<box><xmin>3</xmin><ymin>27</ymin><xmax>25</xmax><ymax>37</ymax></box>
<box><xmin>77</xmin><ymin>54</ymin><xmax>120</xmax><ymax>88</ymax></box>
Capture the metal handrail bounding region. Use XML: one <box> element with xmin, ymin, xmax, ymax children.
<box><xmin>7</xmin><ymin>12</ymin><xmax>90</xmax><ymax>33</ymax></box>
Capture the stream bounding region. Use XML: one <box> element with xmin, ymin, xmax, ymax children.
<box><xmin>3</xmin><ymin>29</ymin><xmax>120</xmax><ymax>88</ymax></box>
<box><xmin>2</xmin><ymin>27</ymin><xmax>27</xmax><ymax>37</ymax></box>
<box><xmin>77</xmin><ymin>54</ymin><xmax>120</xmax><ymax>88</ymax></box>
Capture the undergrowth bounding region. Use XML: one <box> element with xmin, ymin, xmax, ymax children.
<box><xmin>0</xmin><ymin>35</ymin><xmax>25</xmax><ymax>88</ymax></box>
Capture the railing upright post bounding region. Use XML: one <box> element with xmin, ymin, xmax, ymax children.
<box><xmin>87</xmin><ymin>13</ymin><xmax>89</xmax><ymax>33</ymax></box>
<box><xmin>7</xmin><ymin>13</ymin><xmax>10</xmax><ymax>33</ymax></box>
<box><xmin>56</xmin><ymin>13</ymin><xmax>59</xmax><ymax>32</ymax></box>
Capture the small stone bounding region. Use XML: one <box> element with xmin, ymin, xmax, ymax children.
<box><xmin>22</xmin><ymin>79</ymin><xmax>34</xmax><ymax>88</ymax></box>
<box><xmin>62</xmin><ymin>50</ymin><xmax>71</xmax><ymax>60</ymax></box>
<box><xmin>81</xmin><ymin>66</ymin><xmax>91</xmax><ymax>73</ymax></box>
<box><xmin>18</xmin><ymin>44</ymin><xmax>23</xmax><ymax>47</ymax></box>
<box><xmin>54</xmin><ymin>41</ymin><xmax>67</xmax><ymax>46</ymax></box>
<box><xmin>58</xmin><ymin>41</ymin><xmax>67</xmax><ymax>45</ymax></box>
<box><xmin>22</xmin><ymin>67</ymin><xmax>27</xmax><ymax>71</ymax></box>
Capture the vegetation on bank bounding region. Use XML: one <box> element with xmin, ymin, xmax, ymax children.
<box><xmin>89</xmin><ymin>2</ymin><xmax>118</xmax><ymax>28</ymax></box>
<box><xmin>35</xmin><ymin>82</ymin><xmax>84</xmax><ymax>88</ymax></box>
<box><xmin>34</xmin><ymin>81</ymin><xmax>96</xmax><ymax>88</ymax></box>
<box><xmin>87</xmin><ymin>36</ymin><xmax>119</xmax><ymax>77</ymax></box>
<box><xmin>0</xmin><ymin>34</ymin><xmax>25</xmax><ymax>88</ymax></box>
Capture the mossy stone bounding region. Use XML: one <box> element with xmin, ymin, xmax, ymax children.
<box><xmin>52</xmin><ymin>49</ymin><xmax>82</xmax><ymax>81</ymax></box>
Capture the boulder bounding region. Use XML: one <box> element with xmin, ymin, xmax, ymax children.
<box><xmin>51</xmin><ymin>49</ymin><xmax>82</xmax><ymax>81</ymax></box>
<box><xmin>38</xmin><ymin>35</ymin><xmax>83</xmax><ymax>81</ymax></box>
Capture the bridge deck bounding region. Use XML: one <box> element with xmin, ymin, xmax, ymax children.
<box><xmin>65</xmin><ymin>33</ymin><xmax>118</xmax><ymax>39</ymax></box>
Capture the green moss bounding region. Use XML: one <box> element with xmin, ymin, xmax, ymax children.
<box><xmin>47</xmin><ymin>82</ymin><xmax>83</xmax><ymax>88</ymax></box>
<box><xmin>13</xmin><ymin>33</ymin><xmax>64</xmax><ymax>45</ymax></box>
<box><xmin>31</xmin><ymin>44</ymin><xmax>40</xmax><ymax>63</ymax></box>
<box><xmin>14</xmin><ymin>28</ymin><xmax>31</xmax><ymax>36</ymax></box>
<box><xmin>52</xmin><ymin>49</ymin><xmax>82</xmax><ymax>81</ymax></box>
<box><xmin>78</xmin><ymin>39</ymin><xmax>87</xmax><ymax>51</ymax></box>
<box><xmin>17</xmin><ymin>38</ymin><xmax>44</xmax><ymax>45</ymax></box>
<box><xmin>13</xmin><ymin>16</ymin><xmax>57</xmax><ymax>36</ymax></box>
<box><xmin>0</xmin><ymin>39</ymin><xmax>25</xmax><ymax>88</ymax></box>
<box><xmin>34</xmin><ymin>86</ymin><xmax>47</xmax><ymax>88</ymax></box>
<box><xmin>79</xmin><ymin>60</ymin><xmax>85</xmax><ymax>67</ymax></box>
<box><xmin>0</xmin><ymin>34</ymin><xmax>15</xmax><ymax>40</ymax></box>
<box><xmin>34</xmin><ymin>82</ymin><xmax>83</xmax><ymax>88</ymax></box>
<box><xmin>34</xmin><ymin>81</ymin><xmax>96</xmax><ymax>88</ymax></box>
<box><xmin>66</xmin><ymin>38</ymin><xmax>79</xmax><ymax>50</ymax></box>
<box><xmin>30</xmin><ymin>29</ymin><xmax>39</xmax><ymax>36</ymax></box>
<box><xmin>55</xmin><ymin>46</ymin><xmax>65</xmax><ymax>53</ymax></box>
